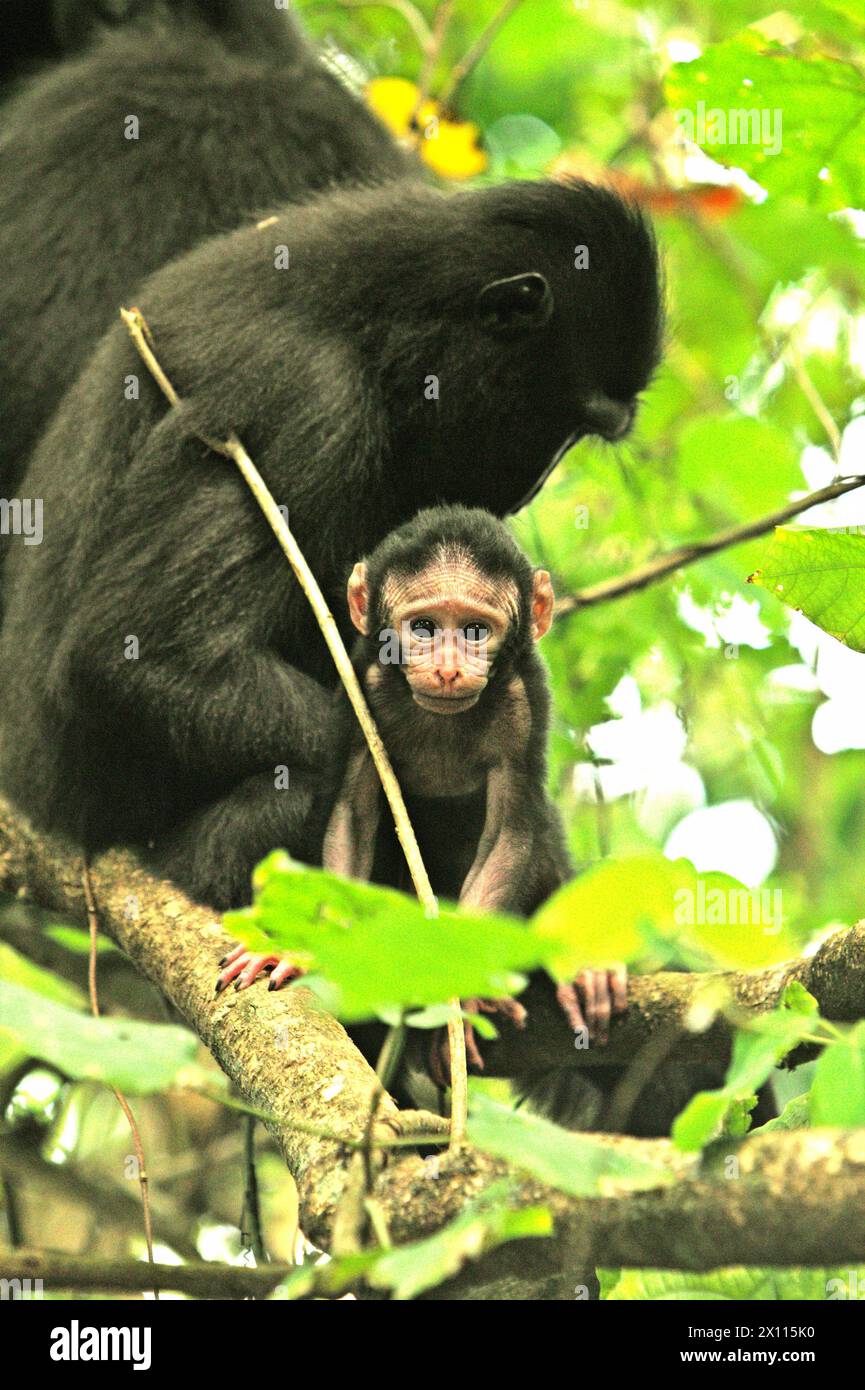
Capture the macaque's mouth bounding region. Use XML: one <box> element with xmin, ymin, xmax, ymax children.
<box><xmin>411</xmin><ymin>691</ymin><xmax>481</xmax><ymax>714</ymax></box>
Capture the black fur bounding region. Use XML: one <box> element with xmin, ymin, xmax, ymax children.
<box><xmin>0</xmin><ymin>7</ymin><xmax>409</xmax><ymax>493</ymax></box>
<box><xmin>0</xmin><ymin>2</ymin><xmax>661</xmax><ymax>909</ymax></box>
<box><xmin>1</xmin><ymin>1</ymin><xmax>315</xmax><ymax>88</ymax></box>
<box><xmin>0</xmin><ymin>172</ymin><xmax>660</xmax><ymax>909</ymax></box>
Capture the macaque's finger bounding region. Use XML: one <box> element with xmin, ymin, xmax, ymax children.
<box><xmin>214</xmin><ymin>950</ymin><xmax>260</xmax><ymax>992</ymax></box>
<box><xmin>495</xmin><ymin>998</ymin><xmax>528</xmax><ymax>1029</ymax></box>
<box><xmin>268</xmin><ymin>960</ymin><xmax>304</xmax><ymax>990</ymax></box>
<box><xmin>610</xmin><ymin>967</ymin><xmax>628</xmax><ymax>1014</ymax></box>
<box><xmin>555</xmin><ymin>980</ymin><xmax>589</xmax><ymax>1036</ymax></box>
<box><xmin>428</xmin><ymin>1012</ymin><xmax>490</xmax><ymax>1089</ymax></box>
<box><xmin>217</xmin><ymin>942</ymin><xmax>247</xmax><ymax>968</ymax></box>
<box><xmin>428</xmin><ymin>1032</ymin><xmax>450</xmax><ymax>1089</ymax></box>
<box><xmin>584</xmin><ymin>970</ymin><xmax>611</xmax><ymax>1044</ymax></box>
<box><xmin>235</xmin><ymin>954</ymin><xmax>282</xmax><ymax>991</ymax></box>
<box><xmin>215</xmin><ymin>952</ymin><xmax>281</xmax><ymax>993</ymax></box>
<box><xmin>575</xmin><ymin>970</ymin><xmax>603</xmax><ymax>1042</ymax></box>
<box><xmin>463</xmin><ymin>1021</ymin><xmax>486</xmax><ymax>1073</ymax></box>
<box><xmin>474</xmin><ymin>997</ymin><xmax>528</xmax><ymax>1029</ymax></box>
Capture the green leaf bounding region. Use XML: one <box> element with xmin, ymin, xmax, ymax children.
<box><xmin>468</xmin><ymin>1094</ymin><xmax>673</xmax><ymax>1197</ymax></box>
<box><xmin>225</xmin><ymin>853</ymin><xmax>547</xmax><ymax>1021</ymax></box>
<box><xmin>44</xmin><ymin>925</ymin><xmax>117</xmax><ymax>956</ymax></box>
<box><xmin>601</xmin><ymin>1265</ymin><xmax>865</xmax><ymax>1300</ymax></box>
<box><xmin>672</xmin><ymin>1007</ymin><xmax>814</xmax><ymax>1150</ymax></box>
<box><xmin>810</xmin><ymin>1021</ymin><xmax>865</xmax><ymax>1126</ymax></box>
<box><xmin>531</xmin><ymin>854</ymin><xmax>684</xmax><ymax>975</ymax></box>
<box><xmin>533</xmin><ymin>855</ymin><xmax>795</xmax><ymax>977</ymax></box>
<box><xmin>0</xmin><ymin>943</ymin><xmax>84</xmax><ymax>1009</ymax></box>
<box><xmin>0</xmin><ymin>944</ymin><xmax>86</xmax><ymax>1078</ymax></box>
<box><xmin>753</xmin><ymin>1092</ymin><xmax>810</xmax><ymax>1133</ymax></box>
<box><xmin>0</xmin><ymin>979</ymin><xmax>197</xmax><ymax>1094</ymax></box>
<box><xmin>748</xmin><ymin>527</ymin><xmax>865</xmax><ymax>651</ymax></box>
<box><xmin>665</xmin><ymin>32</ymin><xmax>865</xmax><ymax>208</ymax></box>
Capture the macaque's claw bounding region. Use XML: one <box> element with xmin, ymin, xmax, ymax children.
<box><xmin>215</xmin><ymin>944</ymin><xmax>303</xmax><ymax>994</ymax></box>
<box><xmin>429</xmin><ymin>996</ymin><xmax>528</xmax><ymax>1087</ymax></box>
<box><xmin>555</xmin><ymin>968</ymin><xmax>627</xmax><ymax>1044</ymax></box>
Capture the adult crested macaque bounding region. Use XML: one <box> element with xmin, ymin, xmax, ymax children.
<box><xmin>0</xmin><ymin>172</ymin><xmax>661</xmax><ymax>911</ymax></box>
<box><xmin>0</xmin><ymin>0</ymin><xmax>410</xmax><ymax>494</ymax></box>
<box><xmin>217</xmin><ymin>507</ymin><xmax>627</xmax><ymax>1074</ymax></box>
<box><xmin>0</xmin><ymin>0</ymin><xmax>301</xmax><ymax>89</ymax></box>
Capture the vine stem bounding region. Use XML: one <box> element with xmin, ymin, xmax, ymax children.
<box><xmin>119</xmin><ymin>307</ymin><xmax>469</xmax><ymax>1145</ymax></box>
<box><xmin>82</xmin><ymin>861</ymin><xmax>157</xmax><ymax>1290</ymax></box>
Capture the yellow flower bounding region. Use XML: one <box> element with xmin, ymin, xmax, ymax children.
<box><xmin>367</xmin><ymin>77</ymin><xmax>487</xmax><ymax>181</ymax></box>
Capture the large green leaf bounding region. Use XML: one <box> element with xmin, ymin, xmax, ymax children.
<box><xmin>0</xmin><ymin>943</ymin><xmax>86</xmax><ymax>1079</ymax></box>
<box><xmin>748</xmin><ymin>527</ymin><xmax>865</xmax><ymax>651</ymax></box>
<box><xmin>534</xmin><ymin>854</ymin><xmax>796</xmax><ymax>976</ymax></box>
<box><xmin>601</xmin><ymin>1265</ymin><xmax>865</xmax><ymax>1300</ymax></box>
<box><xmin>810</xmin><ymin>1021</ymin><xmax>865</xmax><ymax>1126</ymax></box>
<box><xmin>225</xmin><ymin>853</ymin><xmax>546</xmax><ymax>1021</ymax></box>
<box><xmin>0</xmin><ymin>980</ymin><xmax>197</xmax><ymax>1094</ymax></box>
<box><xmin>672</xmin><ymin>994</ymin><xmax>817</xmax><ymax>1151</ymax></box>
<box><xmin>665</xmin><ymin>31</ymin><xmax>865</xmax><ymax>207</ymax></box>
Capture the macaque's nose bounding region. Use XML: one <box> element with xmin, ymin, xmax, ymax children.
<box><xmin>435</xmin><ymin>666</ymin><xmax>461</xmax><ymax>688</ymax></box>
<box><xmin>583</xmin><ymin>393</ymin><xmax>635</xmax><ymax>441</ymax></box>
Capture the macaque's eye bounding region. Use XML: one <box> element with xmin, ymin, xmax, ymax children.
<box><xmin>410</xmin><ymin>618</ymin><xmax>436</xmax><ymax>639</ymax></box>
<box><xmin>476</xmin><ymin>272</ymin><xmax>553</xmax><ymax>334</ymax></box>
<box><xmin>461</xmin><ymin>623</ymin><xmax>490</xmax><ymax>644</ymax></box>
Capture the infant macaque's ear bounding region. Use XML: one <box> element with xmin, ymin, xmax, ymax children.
<box><xmin>347</xmin><ymin>561</ymin><xmax>370</xmax><ymax>634</ymax></box>
<box><xmin>530</xmin><ymin>569</ymin><xmax>554</xmax><ymax>642</ymax></box>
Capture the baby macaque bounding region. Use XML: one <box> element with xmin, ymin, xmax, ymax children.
<box><xmin>217</xmin><ymin>507</ymin><xmax>626</xmax><ymax>1071</ymax></box>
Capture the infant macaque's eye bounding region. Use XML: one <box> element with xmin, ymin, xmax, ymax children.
<box><xmin>410</xmin><ymin>618</ymin><xmax>436</xmax><ymax>639</ymax></box>
<box><xmin>462</xmin><ymin>623</ymin><xmax>489</xmax><ymax>643</ymax></box>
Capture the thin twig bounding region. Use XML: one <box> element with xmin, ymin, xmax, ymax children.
<box><xmin>242</xmin><ymin>1115</ymin><xmax>268</xmax><ymax>1268</ymax></box>
<box><xmin>120</xmin><ymin>307</ymin><xmax>469</xmax><ymax>1145</ymax></box>
<box><xmin>411</xmin><ymin>0</ymin><xmax>454</xmax><ymax>127</ymax></box>
<box><xmin>557</xmin><ymin>472</ymin><xmax>865</xmax><ymax>616</ymax></box>
<box><xmin>785</xmin><ymin>341</ymin><xmax>843</xmax><ymax>464</ymax></box>
<box><xmin>187</xmin><ymin>1084</ymin><xmax>448</xmax><ymax>1147</ymax></box>
<box><xmin>82</xmin><ymin>862</ymin><xmax>157</xmax><ymax>1288</ymax></box>
<box><xmin>313</xmin><ymin>0</ymin><xmax>433</xmax><ymax>53</ymax></box>
<box><xmin>438</xmin><ymin>0</ymin><xmax>525</xmax><ymax>107</ymax></box>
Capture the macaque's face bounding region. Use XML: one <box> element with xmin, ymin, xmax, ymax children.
<box><xmin>348</xmin><ymin>553</ymin><xmax>554</xmax><ymax>715</ymax></box>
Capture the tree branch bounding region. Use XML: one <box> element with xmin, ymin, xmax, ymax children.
<box><xmin>481</xmin><ymin>921</ymin><xmax>865</xmax><ymax>1076</ymax></box>
<box><xmin>4</xmin><ymin>798</ymin><xmax>865</xmax><ymax>1287</ymax></box>
<box><xmin>0</xmin><ymin>794</ymin><xmax>446</xmax><ymax>1251</ymax></box>
<box><xmin>557</xmin><ymin>473</ymin><xmax>865</xmax><ymax>616</ymax></box>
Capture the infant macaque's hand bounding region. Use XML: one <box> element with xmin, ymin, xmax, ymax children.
<box><xmin>215</xmin><ymin>943</ymin><xmax>303</xmax><ymax>994</ymax></box>
<box><xmin>555</xmin><ymin>968</ymin><xmax>627</xmax><ymax>1045</ymax></box>
<box><xmin>429</xmin><ymin>996</ymin><xmax>528</xmax><ymax>1087</ymax></box>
